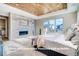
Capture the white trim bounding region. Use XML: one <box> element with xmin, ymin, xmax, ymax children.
<box><xmin>8</xmin><ymin>13</ymin><xmax>12</xmax><ymax>40</ymax></box>
<box><xmin>0</xmin><ymin>11</ymin><xmax>8</xmax><ymax>17</ymax></box>
<box><xmin>0</xmin><ymin>3</ymin><xmax>38</xmax><ymax>19</ymax></box>
<box><xmin>0</xmin><ymin>3</ymin><xmax>78</xmax><ymax>20</ymax></box>
<box><xmin>38</xmin><ymin>8</ymin><xmax>77</xmax><ymax>19</ymax></box>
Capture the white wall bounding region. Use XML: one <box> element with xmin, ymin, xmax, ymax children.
<box><xmin>63</xmin><ymin>12</ymin><xmax>77</xmax><ymax>32</ymax></box>
<box><xmin>9</xmin><ymin>13</ymin><xmax>35</xmax><ymax>40</ymax></box>
<box><xmin>77</xmin><ymin>10</ymin><xmax>79</xmax><ymax>24</ymax></box>
<box><xmin>35</xmin><ymin>12</ymin><xmax>77</xmax><ymax>35</ymax></box>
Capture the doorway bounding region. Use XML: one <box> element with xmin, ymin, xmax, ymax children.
<box><xmin>0</xmin><ymin>16</ymin><xmax>9</xmax><ymax>41</ymax></box>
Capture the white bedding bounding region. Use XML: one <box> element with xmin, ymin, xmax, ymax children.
<box><xmin>44</xmin><ymin>33</ymin><xmax>78</xmax><ymax>49</ymax></box>
<box><xmin>3</xmin><ymin>33</ymin><xmax>78</xmax><ymax>56</ymax></box>
<box><xmin>14</xmin><ymin>34</ymin><xmax>77</xmax><ymax>56</ymax></box>
<box><xmin>13</xmin><ymin>33</ymin><xmax>78</xmax><ymax>49</ymax></box>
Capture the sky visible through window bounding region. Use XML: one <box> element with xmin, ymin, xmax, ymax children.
<box><xmin>44</xmin><ymin>18</ymin><xmax>63</xmax><ymax>33</ymax></box>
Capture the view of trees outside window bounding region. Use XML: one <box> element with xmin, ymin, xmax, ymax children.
<box><xmin>44</xmin><ymin>18</ymin><xmax>63</xmax><ymax>34</ymax></box>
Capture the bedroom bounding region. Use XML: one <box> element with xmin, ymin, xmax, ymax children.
<box><xmin>0</xmin><ymin>3</ymin><xmax>79</xmax><ymax>56</ymax></box>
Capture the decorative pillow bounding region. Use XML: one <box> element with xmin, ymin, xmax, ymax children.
<box><xmin>71</xmin><ymin>30</ymin><xmax>79</xmax><ymax>45</ymax></box>
<box><xmin>65</xmin><ymin>28</ymin><xmax>75</xmax><ymax>41</ymax></box>
<box><xmin>37</xmin><ymin>35</ymin><xmax>45</xmax><ymax>48</ymax></box>
<box><xmin>71</xmin><ymin>36</ymin><xmax>79</xmax><ymax>45</ymax></box>
<box><xmin>75</xmin><ymin>31</ymin><xmax>79</xmax><ymax>35</ymax></box>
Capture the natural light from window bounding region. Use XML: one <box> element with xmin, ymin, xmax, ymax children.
<box><xmin>44</xmin><ymin>18</ymin><xmax>64</xmax><ymax>34</ymax></box>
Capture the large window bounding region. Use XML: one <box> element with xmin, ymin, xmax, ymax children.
<box><xmin>44</xmin><ymin>18</ymin><xmax>64</xmax><ymax>34</ymax></box>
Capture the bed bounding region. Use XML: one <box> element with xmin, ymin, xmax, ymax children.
<box><xmin>3</xmin><ymin>33</ymin><xmax>78</xmax><ymax>56</ymax></box>
<box><xmin>43</xmin><ymin>33</ymin><xmax>78</xmax><ymax>56</ymax></box>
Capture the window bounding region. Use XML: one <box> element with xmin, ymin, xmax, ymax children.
<box><xmin>55</xmin><ymin>18</ymin><xmax>63</xmax><ymax>32</ymax></box>
<box><xmin>43</xmin><ymin>18</ymin><xmax>63</xmax><ymax>34</ymax></box>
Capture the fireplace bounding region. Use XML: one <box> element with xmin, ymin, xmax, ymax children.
<box><xmin>19</xmin><ymin>31</ymin><xmax>28</xmax><ymax>35</ymax></box>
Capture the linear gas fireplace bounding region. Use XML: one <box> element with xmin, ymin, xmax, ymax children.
<box><xmin>19</xmin><ymin>31</ymin><xmax>28</xmax><ymax>35</ymax></box>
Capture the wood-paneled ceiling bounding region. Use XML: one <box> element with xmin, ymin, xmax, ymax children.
<box><xmin>6</xmin><ymin>3</ymin><xmax>67</xmax><ymax>16</ymax></box>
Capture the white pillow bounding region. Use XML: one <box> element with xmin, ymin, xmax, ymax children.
<box><xmin>65</xmin><ymin>29</ymin><xmax>75</xmax><ymax>41</ymax></box>
<box><xmin>75</xmin><ymin>31</ymin><xmax>79</xmax><ymax>35</ymax></box>
<box><xmin>71</xmin><ymin>36</ymin><xmax>79</xmax><ymax>45</ymax></box>
<box><xmin>37</xmin><ymin>35</ymin><xmax>45</xmax><ymax>48</ymax></box>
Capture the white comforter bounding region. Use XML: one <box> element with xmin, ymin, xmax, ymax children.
<box><xmin>44</xmin><ymin>33</ymin><xmax>77</xmax><ymax>49</ymax></box>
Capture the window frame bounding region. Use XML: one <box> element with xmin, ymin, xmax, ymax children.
<box><xmin>43</xmin><ymin>17</ymin><xmax>64</xmax><ymax>34</ymax></box>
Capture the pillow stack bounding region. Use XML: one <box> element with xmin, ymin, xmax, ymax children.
<box><xmin>65</xmin><ymin>24</ymin><xmax>79</xmax><ymax>45</ymax></box>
